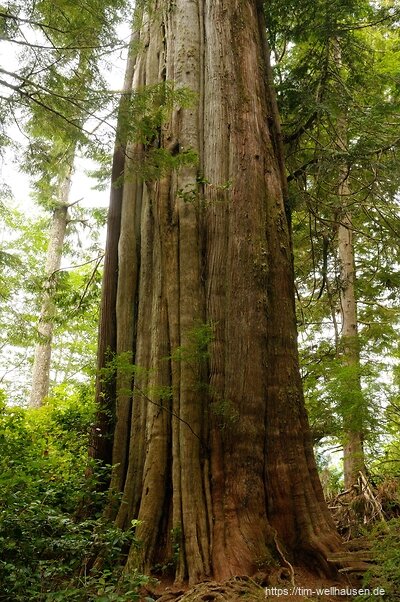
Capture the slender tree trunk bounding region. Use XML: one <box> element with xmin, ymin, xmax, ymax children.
<box><xmin>334</xmin><ymin>41</ymin><xmax>366</xmax><ymax>490</ymax></box>
<box><xmin>29</xmin><ymin>174</ymin><xmax>71</xmax><ymax>407</ymax></box>
<box><xmin>28</xmin><ymin>45</ymin><xmax>94</xmax><ymax>409</ymax></box>
<box><xmin>337</xmin><ymin>172</ymin><xmax>366</xmax><ymax>490</ymax></box>
<box><xmin>95</xmin><ymin>0</ymin><xmax>342</xmax><ymax>583</ymax></box>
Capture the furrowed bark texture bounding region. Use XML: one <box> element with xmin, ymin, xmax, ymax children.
<box><xmin>97</xmin><ymin>0</ymin><xmax>342</xmax><ymax>583</ymax></box>
<box><xmin>90</xmin><ymin>34</ymin><xmax>137</xmax><ymax>466</ymax></box>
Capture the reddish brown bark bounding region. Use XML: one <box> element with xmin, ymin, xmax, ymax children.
<box><xmin>94</xmin><ymin>0</ymin><xmax>342</xmax><ymax>583</ymax></box>
<box><xmin>90</xmin><ymin>37</ymin><xmax>137</xmax><ymax>466</ymax></box>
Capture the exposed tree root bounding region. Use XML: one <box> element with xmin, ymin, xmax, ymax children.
<box><xmin>328</xmin><ymin>472</ymin><xmax>390</xmax><ymax>539</ymax></box>
<box><xmin>272</xmin><ymin>528</ymin><xmax>295</xmax><ymax>586</ymax></box>
<box><xmin>150</xmin><ymin>576</ymin><xmax>265</xmax><ymax>602</ymax></box>
<box><xmin>142</xmin><ymin>569</ymin><xmax>357</xmax><ymax>602</ymax></box>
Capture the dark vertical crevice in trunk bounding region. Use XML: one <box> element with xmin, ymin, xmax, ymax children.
<box><xmin>91</xmin><ymin>30</ymin><xmax>138</xmax><ymax>469</ymax></box>
<box><xmin>90</xmin><ymin>146</ymin><xmax>124</xmax><ymax>467</ymax></box>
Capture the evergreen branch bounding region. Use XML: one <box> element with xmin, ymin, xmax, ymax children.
<box><xmin>370</xmin><ymin>136</ymin><xmax>400</xmax><ymax>156</ymax></box>
<box><xmin>0</xmin><ymin>66</ymin><xmax>120</xmax><ymax>139</ymax></box>
<box><xmin>66</xmin><ymin>197</ymin><xmax>84</xmax><ymax>209</ymax></box>
<box><xmin>287</xmin><ymin>157</ymin><xmax>320</xmax><ymax>182</ymax></box>
<box><xmin>338</xmin><ymin>10</ymin><xmax>400</xmax><ymax>32</ymax></box>
<box><xmin>51</xmin><ymin>254</ymin><xmax>105</xmax><ymax>276</ymax></box>
<box><xmin>0</xmin><ymin>77</ymin><xmax>94</xmax><ymax>137</ymax></box>
<box><xmin>287</xmin><ymin>135</ymin><xmax>399</xmax><ymax>185</ymax></box>
<box><xmin>1</xmin><ymin>35</ymin><xmax>129</xmax><ymax>53</ymax></box>
<box><xmin>0</xmin><ymin>10</ymin><xmax>68</xmax><ymax>34</ymax></box>
<box><xmin>283</xmin><ymin>111</ymin><xmax>319</xmax><ymax>144</ymax></box>
<box><xmin>74</xmin><ymin>255</ymin><xmax>103</xmax><ymax>313</ymax></box>
<box><xmin>364</xmin><ymin>205</ymin><xmax>400</xmax><ymax>238</ymax></box>
<box><xmin>10</xmin><ymin>103</ymin><xmax>31</xmax><ymax>142</ymax></box>
<box><xmin>0</xmin><ymin>352</ymin><xmax>29</xmax><ymax>384</ymax></box>
<box><xmin>0</xmin><ymin>66</ymin><xmax>97</xmax><ymax>107</ymax></box>
<box><xmin>27</xmin><ymin>53</ymin><xmax>66</xmax><ymax>79</ymax></box>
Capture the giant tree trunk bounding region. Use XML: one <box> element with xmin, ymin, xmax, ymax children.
<box><xmin>94</xmin><ymin>0</ymin><xmax>342</xmax><ymax>584</ymax></box>
<box><xmin>29</xmin><ymin>176</ymin><xmax>70</xmax><ymax>408</ymax></box>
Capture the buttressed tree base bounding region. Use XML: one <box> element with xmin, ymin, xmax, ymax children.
<box><xmin>92</xmin><ymin>0</ymin><xmax>343</xmax><ymax>584</ymax></box>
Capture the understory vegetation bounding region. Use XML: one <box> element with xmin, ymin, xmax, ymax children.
<box><xmin>0</xmin><ymin>390</ymin><xmax>152</xmax><ymax>601</ymax></box>
<box><xmin>0</xmin><ymin>0</ymin><xmax>400</xmax><ymax>599</ymax></box>
<box><xmin>1</xmin><ymin>386</ymin><xmax>400</xmax><ymax>600</ymax></box>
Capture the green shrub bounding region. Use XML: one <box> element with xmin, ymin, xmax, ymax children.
<box><xmin>0</xmin><ymin>392</ymin><xmax>149</xmax><ymax>601</ymax></box>
<box><xmin>355</xmin><ymin>518</ymin><xmax>400</xmax><ymax>601</ymax></box>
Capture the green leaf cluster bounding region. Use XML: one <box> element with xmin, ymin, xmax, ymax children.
<box><xmin>356</xmin><ymin>518</ymin><xmax>400</xmax><ymax>601</ymax></box>
<box><xmin>267</xmin><ymin>0</ymin><xmax>400</xmax><ymax>467</ymax></box>
<box><xmin>0</xmin><ymin>389</ymin><xmax>148</xmax><ymax>601</ymax></box>
<box><xmin>0</xmin><ymin>202</ymin><xmax>103</xmax><ymax>402</ymax></box>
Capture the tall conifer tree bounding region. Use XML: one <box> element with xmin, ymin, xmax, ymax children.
<box><xmin>93</xmin><ymin>0</ymin><xmax>342</xmax><ymax>583</ymax></box>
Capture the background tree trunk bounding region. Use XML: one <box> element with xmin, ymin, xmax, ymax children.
<box><xmin>337</xmin><ymin>172</ymin><xmax>366</xmax><ymax>490</ymax></box>
<box><xmin>29</xmin><ymin>177</ymin><xmax>70</xmax><ymax>407</ymax></box>
<box><xmin>95</xmin><ymin>0</ymin><xmax>342</xmax><ymax>583</ymax></box>
<box><xmin>334</xmin><ymin>41</ymin><xmax>366</xmax><ymax>490</ymax></box>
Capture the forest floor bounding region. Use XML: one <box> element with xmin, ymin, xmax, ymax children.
<box><xmin>140</xmin><ymin>567</ymin><xmax>361</xmax><ymax>601</ymax></box>
<box><xmin>138</xmin><ymin>481</ymin><xmax>397</xmax><ymax>601</ymax></box>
